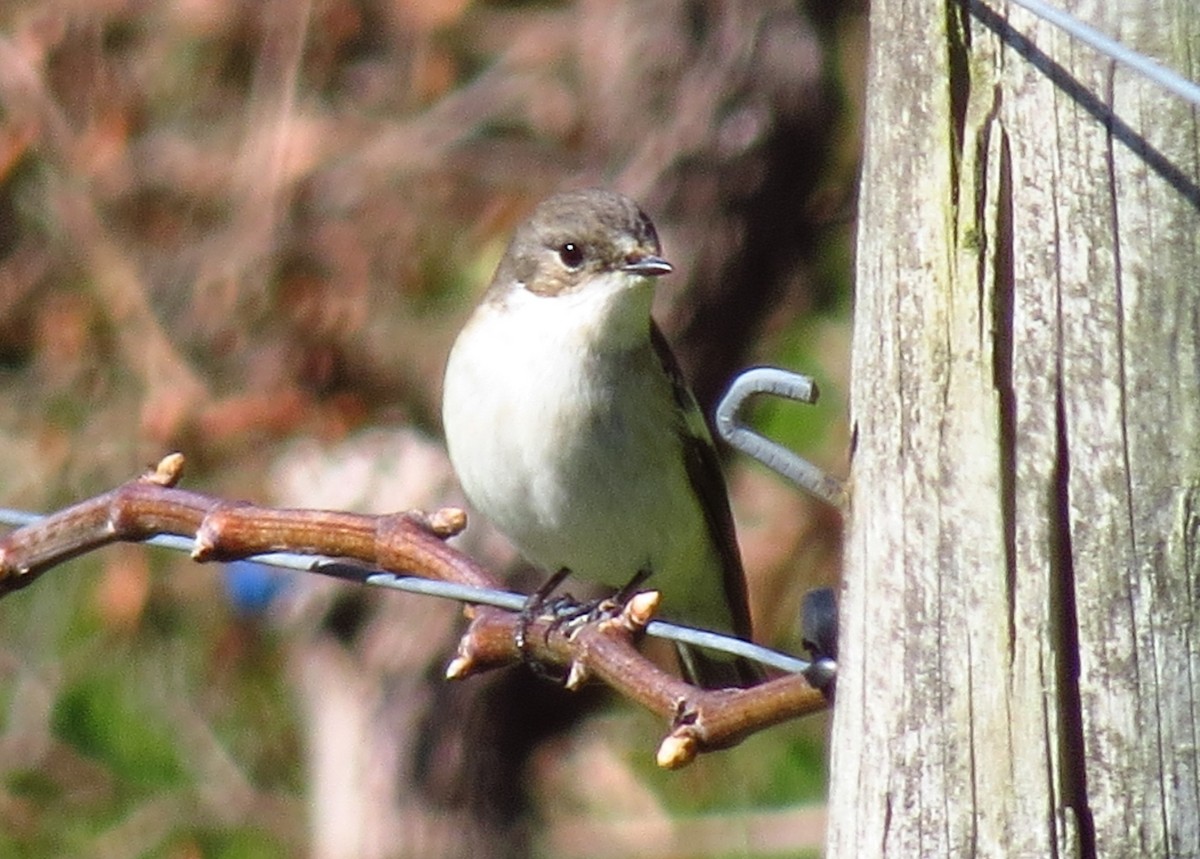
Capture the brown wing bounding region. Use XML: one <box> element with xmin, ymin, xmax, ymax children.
<box><xmin>649</xmin><ymin>322</ymin><xmax>754</xmax><ymax>641</ymax></box>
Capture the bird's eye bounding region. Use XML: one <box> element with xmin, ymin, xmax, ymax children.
<box><xmin>557</xmin><ymin>242</ymin><xmax>585</xmax><ymax>269</ymax></box>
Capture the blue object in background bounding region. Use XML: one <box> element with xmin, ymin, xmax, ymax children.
<box><xmin>222</xmin><ymin>561</ymin><xmax>292</xmax><ymax>615</ymax></box>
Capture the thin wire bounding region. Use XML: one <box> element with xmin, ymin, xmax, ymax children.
<box><xmin>1001</xmin><ymin>0</ymin><xmax>1200</xmax><ymax>107</ymax></box>
<box><xmin>362</xmin><ymin>572</ymin><xmax>808</xmax><ymax>673</ymax></box>
<box><xmin>0</xmin><ymin>507</ymin><xmax>810</xmax><ymax>675</ymax></box>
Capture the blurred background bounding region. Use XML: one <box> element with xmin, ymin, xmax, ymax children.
<box><xmin>0</xmin><ymin>0</ymin><xmax>862</xmax><ymax>855</ymax></box>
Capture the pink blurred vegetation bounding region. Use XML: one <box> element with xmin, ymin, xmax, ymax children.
<box><xmin>0</xmin><ymin>0</ymin><xmax>863</xmax><ymax>855</ymax></box>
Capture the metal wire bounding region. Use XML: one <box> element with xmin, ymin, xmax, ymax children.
<box><xmin>994</xmin><ymin>0</ymin><xmax>1200</xmax><ymax>106</ymax></box>
<box><xmin>0</xmin><ymin>507</ymin><xmax>811</xmax><ymax>675</ymax></box>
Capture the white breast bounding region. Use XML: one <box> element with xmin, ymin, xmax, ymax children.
<box><xmin>442</xmin><ymin>276</ymin><xmax>733</xmax><ymax>630</ymax></box>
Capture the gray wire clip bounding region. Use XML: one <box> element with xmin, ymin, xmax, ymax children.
<box><xmin>715</xmin><ymin>367</ymin><xmax>846</xmax><ymax>508</ymax></box>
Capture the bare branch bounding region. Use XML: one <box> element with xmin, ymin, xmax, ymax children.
<box><xmin>0</xmin><ymin>453</ymin><xmax>828</xmax><ymax>765</ymax></box>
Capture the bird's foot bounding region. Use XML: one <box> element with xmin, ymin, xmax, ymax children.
<box><xmin>517</xmin><ymin>568</ymin><xmax>587</xmax><ymax>682</ymax></box>
<box><xmin>516</xmin><ymin>568</ymin><xmax>652</xmax><ymax>683</ymax></box>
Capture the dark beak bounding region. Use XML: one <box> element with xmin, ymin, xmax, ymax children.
<box><xmin>622</xmin><ymin>254</ymin><xmax>673</xmax><ymax>277</ymax></box>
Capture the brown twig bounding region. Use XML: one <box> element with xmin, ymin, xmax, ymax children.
<box><xmin>0</xmin><ymin>453</ymin><xmax>828</xmax><ymax>766</ymax></box>
<box><xmin>451</xmin><ymin>594</ymin><xmax>829</xmax><ymax>767</ymax></box>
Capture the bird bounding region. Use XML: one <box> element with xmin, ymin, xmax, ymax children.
<box><xmin>441</xmin><ymin>188</ymin><xmax>758</xmax><ymax>688</ymax></box>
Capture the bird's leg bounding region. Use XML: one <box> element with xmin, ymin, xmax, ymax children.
<box><xmin>611</xmin><ymin>568</ymin><xmax>651</xmax><ymax>608</ymax></box>
<box><xmin>550</xmin><ymin>568</ymin><xmax>654</xmax><ymax>630</ymax></box>
<box><xmin>562</xmin><ymin>567</ymin><xmax>652</xmax><ymax>628</ymax></box>
<box><xmin>516</xmin><ymin>567</ymin><xmax>574</xmax><ymax>658</ymax></box>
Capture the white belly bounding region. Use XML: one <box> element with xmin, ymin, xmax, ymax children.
<box><xmin>442</xmin><ymin>284</ymin><xmax>733</xmax><ymax>630</ymax></box>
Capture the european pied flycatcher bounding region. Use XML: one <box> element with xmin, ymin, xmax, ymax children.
<box><xmin>442</xmin><ymin>189</ymin><xmax>757</xmax><ymax>687</ymax></box>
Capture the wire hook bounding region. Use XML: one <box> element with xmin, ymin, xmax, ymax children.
<box><xmin>715</xmin><ymin>367</ymin><xmax>846</xmax><ymax>508</ymax></box>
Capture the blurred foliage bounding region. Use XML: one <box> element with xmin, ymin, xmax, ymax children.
<box><xmin>0</xmin><ymin>0</ymin><xmax>863</xmax><ymax>855</ymax></box>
